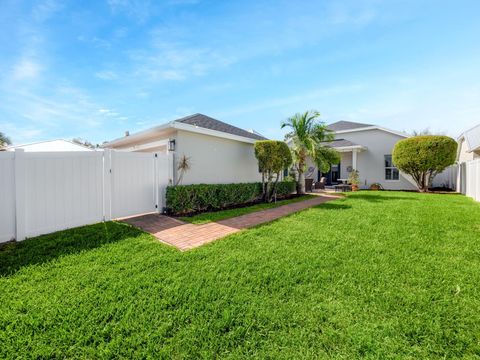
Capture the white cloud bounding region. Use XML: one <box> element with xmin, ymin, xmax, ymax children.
<box><xmin>130</xmin><ymin>39</ymin><xmax>235</xmax><ymax>82</ymax></box>
<box><xmin>0</xmin><ymin>125</ymin><xmax>44</xmax><ymax>145</ymax></box>
<box><xmin>12</xmin><ymin>59</ymin><xmax>42</xmax><ymax>80</ymax></box>
<box><xmin>217</xmin><ymin>83</ymin><xmax>366</xmax><ymax>118</ymax></box>
<box><xmin>32</xmin><ymin>0</ymin><xmax>62</xmax><ymax>22</ymax></box>
<box><xmin>328</xmin><ymin>2</ymin><xmax>377</xmax><ymax>26</ymax></box>
<box><xmin>0</xmin><ymin>83</ymin><xmax>131</xmax><ymax>144</ymax></box>
<box><xmin>107</xmin><ymin>0</ymin><xmax>153</xmax><ymax>23</ymax></box>
<box><xmin>96</xmin><ymin>70</ymin><xmax>118</xmax><ymax>80</ymax></box>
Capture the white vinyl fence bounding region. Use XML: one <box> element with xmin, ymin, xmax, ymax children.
<box><xmin>462</xmin><ymin>159</ymin><xmax>480</xmax><ymax>202</ymax></box>
<box><xmin>0</xmin><ymin>149</ymin><xmax>173</xmax><ymax>243</ymax></box>
<box><xmin>432</xmin><ymin>160</ymin><xmax>480</xmax><ymax>203</ymax></box>
<box><xmin>432</xmin><ymin>165</ymin><xmax>458</xmax><ymax>190</ymax></box>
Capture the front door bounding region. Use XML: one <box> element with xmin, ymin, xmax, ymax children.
<box><xmin>322</xmin><ymin>162</ymin><xmax>341</xmax><ymax>185</ymax></box>
<box><xmin>331</xmin><ymin>163</ymin><xmax>340</xmax><ymax>184</ymax></box>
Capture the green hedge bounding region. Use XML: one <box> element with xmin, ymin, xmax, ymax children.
<box><xmin>166</xmin><ymin>181</ymin><xmax>295</xmax><ymax>215</ymax></box>
<box><xmin>276</xmin><ymin>181</ymin><xmax>296</xmax><ymax>197</ymax></box>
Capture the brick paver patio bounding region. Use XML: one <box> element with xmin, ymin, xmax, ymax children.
<box><xmin>123</xmin><ymin>194</ymin><xmax>339</xmax><ymax>251</ymax></box>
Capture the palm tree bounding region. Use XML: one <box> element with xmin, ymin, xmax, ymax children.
<box><xmin>281</xmin><ymin>111</ymin><xmax>340</xmax><ymax>194</ymax></box>
<box><xmin>0</xmin><ymin>132</ymin><xmax>11</xmax><ymax>150</ymax></box>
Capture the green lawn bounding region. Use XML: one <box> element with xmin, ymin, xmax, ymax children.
<box><xmin>180</xmin><ymin>194</ymin><xmax>314</xmax><ymax>224</ymax></box>
<box><xmin>1</xmin><ymin>191</ymin><xmax>480</xmax><ymax>359</ymax></box>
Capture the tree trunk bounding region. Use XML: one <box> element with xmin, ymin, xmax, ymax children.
<box><xmin>418</xmin><ymin>172</ymin><xmax>429</xmax><ymax>192</ymax></box>
<box><xmin>261</xmin><ymin>171</ymin><xmax>266</xmax><ymax>201</ymax></box>
<box><xmin>270</xmin><ymin>172</ymin><xmax>281</xmax><ymax>202</ymax></box>
<box><xmin>297</xmin><ymin>170</ymin><xmax>306</xmax><ymax>194</ymax></box>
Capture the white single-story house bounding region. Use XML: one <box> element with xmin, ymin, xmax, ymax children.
<box><xmin>304</xmin><ymin>121</ymin><xmax>417</xmax><ymax>190</ymax></box>
<box><xmin>457</xmin><ymin>123</ymin><xmax>480</xmax><ymax>162</ymax></box>
<box><xmin>5</xmin><ymin>139</ymin><xmax>94</xmax><ymax>152</ymax></box>
<box><xmin>103</xmin><ymin>113</ymin><xmax>266</xmax><ymax>185</ymax></box>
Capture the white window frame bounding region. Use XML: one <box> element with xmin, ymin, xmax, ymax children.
<box><xmin>384</xmin><ymin>155</ymin><xmax>400</xmax><ymax>181</ymax></box>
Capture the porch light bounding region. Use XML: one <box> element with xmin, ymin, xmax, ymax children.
<box><xmin>168</xmin><ymin>139</ymin><xmax>176</xmax><ymax>152</ymax></box>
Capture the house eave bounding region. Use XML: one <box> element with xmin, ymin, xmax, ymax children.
<box><xmin>103</xmin><ymin>120</ymin><xmax>259</xmax><ymax>148</ymax></box>
<box><xmin>334</xmin><ymin>145</ymin><xmax>367</xmax><ymax>152</ymax></box>
<box><xmin>333</xmin><ymin>126</ymin><xmax>410</xmax><ymax>138</ymax></box>
<box><xmin>172</xmin><ymin>122</ymin><xmax>258</xmax><ymax>144</ymax></box>
<box><xmin>103</xmin><ymin>122</ymin><xmax>174</xmax><ymax>148</ymax></box>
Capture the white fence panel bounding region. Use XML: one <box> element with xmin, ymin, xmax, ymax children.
<box><xmin>156</xmin><ymin>152</ymin><xmax>173</xmax><ymax>212</ymax></box>
<box><xmin>110</xmin><ymin>151</ymin><xmax>157</xmax><ymax>219</ymax></box>
<box><xmin>465</xmin><ymin>159</ymin><xmax>480</xmax><ymax>202</ymax></box>
<box><xmin>0</xmin><ymin>152</ymin><xmax>16</xmax><ymax>242</ymax></box>
<box><xmin>432</xmin><ymin>165</ymin><xmax>458</xmax><ymax>190</ymax></box>
<box><xmin>23</xmin><ymin>152</ymin><xmax>104</xmax><ymax>238</ymax></box>
<box><xmin>0</xmin><ymin>149</ymin><xmax>172</xmax><ymax>243</ymax></box>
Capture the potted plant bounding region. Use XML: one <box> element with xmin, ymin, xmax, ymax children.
<box><xmin>369</xmin><ymin>183</ymin><xmax>383</xmax><ymax>191</ymax></box>
<box><xmin>348</xmin><ymin>170</ymin><xmax>360</xmax><ymax>191</ymax></box>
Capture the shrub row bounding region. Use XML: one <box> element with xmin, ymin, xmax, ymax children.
<box><xmin>166</xmin><ymin>181</ymin><xmax>295</xmax><ymax>215</ymax></box>
<box><xmin>275</xmin><ymin>181</ymin><xmax>296</xmax><ymax>197</ymax></box>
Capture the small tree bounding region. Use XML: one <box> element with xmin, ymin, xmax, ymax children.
<box><xmin>348</xmin><ymin>170</ymin><xmax>360</xmax><ymax>186</ymax></box>
<box><xmin>281</xmin><ymin>111</ymin><xmax>340</xmax><ymax>194</ymax></box>
<box><xmin>175</xmin><ymin>155</ymin><xmax>191</xmax><ymax>185</ymax></box>
<box><xmin>0</xmin><ymin>131</ymin><xmax>11</xmax><ymax>150</ymax></box>
<box><xmin>393</xmin><ymin>135</ymin><xmax>457</xmax><ymax>192</ymax></box>
<box><xmin>254</xmin><ymin>140</ymin><xmax>292</xmax><ymax>202</ymax></box>
<box><xmin>72</xmin><ymin>137</ymin><xmax>96</xmax><ymax>149</ymax></box>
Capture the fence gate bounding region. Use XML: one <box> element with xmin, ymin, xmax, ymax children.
<box><xmin>108</xmin><ymin>151</ymin><xmax>154</xmax><ymax>219</ymax></box>
<box><xmin>0</xmin><ymin>149</ymin><xmax>172</xmax><ymax>243</ymax></box>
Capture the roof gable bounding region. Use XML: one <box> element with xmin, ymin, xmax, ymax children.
<box><xmin>327</xmin><ymin>120</ymin><xmax>409</xmax><ymax>138</ymax></box>
<box><xmin>327</xmin><ymin>120</ymin><xmax>373</xmax><ymax>132</ymax></box>
<box><xmin>175</xmin><ymin>114</ymin><xmax>267</xmax><ymax>141</ymax></box>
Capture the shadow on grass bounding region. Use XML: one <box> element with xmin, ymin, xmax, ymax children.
<box><xmin>0</xmin><ymin>222</ymin><xmax>143</xmax><ymax>277</ymax></box>
<box><xmin>346</xmin><ymin>193</ymin><xmax>418</xmax><ymax>202</ymax></box>
<box><xmin>315</xmin><ymin>203</ymin><xmax>352</xmax><ymax>210</ymax></box>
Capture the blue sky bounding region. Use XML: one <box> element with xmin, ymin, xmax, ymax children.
<box><xmin>1</xmin><ymin>0</ymin><xmax>480</xmax><ymax>145</ymax></box>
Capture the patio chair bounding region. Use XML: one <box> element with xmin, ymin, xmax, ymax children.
<box><xmin>305</xmin><ymin>178</ymin><xmax>314</xmax><ymax>192</ymax></box>
<box><xmin>314</xmin><ymin>177</ymin><xmax>326</xmax><ymax>190</ymax></box>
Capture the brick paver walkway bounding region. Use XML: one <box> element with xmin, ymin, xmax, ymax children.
<box><xmin>123</xmin><ymin>194</ymin><xmax>339</xmax><ymax>251</ymax></box>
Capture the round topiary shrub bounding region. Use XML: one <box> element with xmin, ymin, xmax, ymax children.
<box><xmin>392</xmin><ymin>135</ymin><xmax>457</xmax><ymax>192</ymax></box>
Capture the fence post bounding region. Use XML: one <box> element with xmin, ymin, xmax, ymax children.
<box><xmin>473</xmin><ymin>160</ymin><xmax>480</xmax><ymax>201</ymax></box>
<box><xmin>154</xmin><ymin>153</ymin><xmax>161</xmax><ymax>213</ymax></box>
<box><xmin>103</xmin><ymin>149</ymin><xmax>112</xmax><ymax>221</ymax></box>
<box><xmin>14</xmin><ymin>149</ymin><xmax>26</xmax><ymax>241</ymax></box>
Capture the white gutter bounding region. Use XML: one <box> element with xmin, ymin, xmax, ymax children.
<box><xmin>333</xmin><ymin>145</ymin><xmax>367</xmax><ymax>152</ymax></box>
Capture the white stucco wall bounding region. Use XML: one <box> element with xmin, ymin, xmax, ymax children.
<box><xmin>306</xmin><ymin>152</ymin><xmax>352</xmax><ymax>182</ymax></box>
<box><xmin>305</xmin><ymin>129</ymin><xmax>417</xmax><ymax>190</ymax></box>
<box><xmin>457</xmin><ymin>138</ymin><xmax>476</xmax><ymax>163</ymax></box>
<box><xmin>338</xmin><ymin>129</ymin><xmax>417</xmax><ymax>190</ymax></box>
<box><xmin>174</xmin><ymin>130</ymin><xmax>261</xmax><ymax>184</ymax></box>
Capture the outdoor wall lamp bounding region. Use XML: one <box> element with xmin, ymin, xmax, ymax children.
<box><xmin>168</xmin><ymin>139</ymin><xmax>176</xmax><ymax>152</ymax></box>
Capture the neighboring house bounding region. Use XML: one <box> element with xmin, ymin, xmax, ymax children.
<box><xmin>457</xmin><ymin>124</ymin><xmax>480</xmax><ymax>162</ymax></box>
<box><xmin>304</xmin><ymin>121</ymin><xmax>417</xmax><ymax>190</ymax></box>
<box><xmin>103</xmin><ymin>113</ymin><xmax>267</xmax><ymax>185</ymax></box>
<box><xmin>6</xmin><ymin>139</ymin><xmax>94</xmax><ymax>152</ymax></box>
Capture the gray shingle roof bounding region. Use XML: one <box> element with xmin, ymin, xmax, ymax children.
<box><xmin>175</xmin><ymin>113</ymin><xmax>267</xmax><ymax>141</ymax></box>
<box><xmin>327</xmin><ymin>120</ymin><xmax>373</xmax><ymax>132</ymax></box>
<box><xmin>321</xmin><ymin>139</ymin><xmax>359</xmax><ymax>148</ymax></box>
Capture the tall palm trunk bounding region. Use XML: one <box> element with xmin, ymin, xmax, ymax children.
<box><xmin>297</xmin><ymin>151</ymin><xmax>306</xmax><ymax>194</ymax></box>
<box><xmin>297</xmin><ymin>170</ymin><xmax>306</xmax><ymax>194</ymax></box>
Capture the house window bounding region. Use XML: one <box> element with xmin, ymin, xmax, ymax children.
<box><xmin>384</xmin><ymin>155</ymin><xmax>399</xmax><ymax>180</ymax></box>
